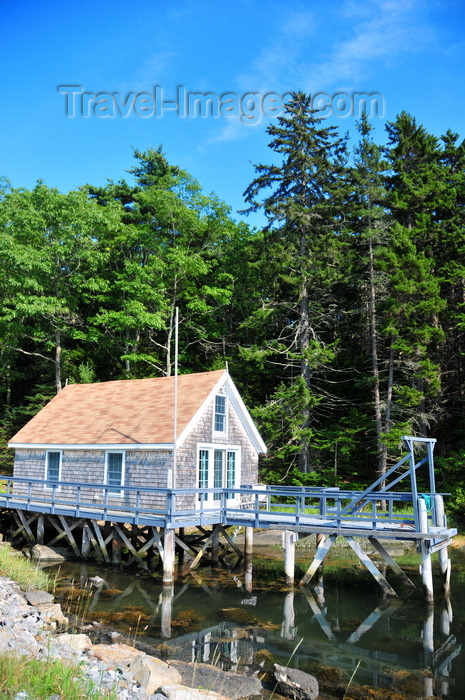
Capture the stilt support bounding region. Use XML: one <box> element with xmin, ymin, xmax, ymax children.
<box><xmin>368</xmin><ymin>537</ymin><xmax>416</xmax><ymax>589</ymax></box>
<box><xmin>435</xmin><ymin>495</ymin><xmax>451</xmax><ymax>596</ymax></box>
<box><xmin>418</xmin><ymin>498</ymin><xmax>434</xmax><ymax>603</ymax></box>
<box><xmin>283</xmin><ymin>530</ymin><xmax>296</xmax><ymax>587</ymax></box>
<box><xmin>245</xmin><ymin>527</ymin><xmax>254</xmax><ymax>557</ymax></box>
<box><xmin>163</xmin><ymin>529</ymin><xmax>175</xmax><ymax>585</ymax></box>
<box><xmin>346</xmin><ymin>537</ymin><xmax>397</xmax><ymax>598</ymax></box>
<box><xmin>300</xmin><ymin>535</ymin><xmax>336</xmax><ymax>586</ymax></box>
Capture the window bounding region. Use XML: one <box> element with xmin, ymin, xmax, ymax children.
<box><xmin>106</xmin><ymin>452</ymin><xmax>124</xmax><ymax>495</ymax></box>
<box><xmin>199</xmin><ymin>449</ymin><xmax>209</xmax><ymax>490</ymax></box>
<box><xmin>213</xmin><ymin>450</ymin><xmax>223</xmax><ymax>500</ymax></box>
<box><xmin>214</xmin><ymin>395</ymin><xmax>227</xmax><ymax>433</ymax></box>
<box><xmin>226</xmin><ymin>451</ymin><xmax>235</xmax><ymax>492</ymax></box>
<box><xmin>45</xmin><ymin>451</ymin><xmax>61</xmax><ymax>488</ymax></box>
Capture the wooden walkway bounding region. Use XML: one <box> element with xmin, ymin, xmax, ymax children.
<box><xmin>0</xmin><ymin>437</ymin><xmax>457</xmax><ymax>600</ymax></box>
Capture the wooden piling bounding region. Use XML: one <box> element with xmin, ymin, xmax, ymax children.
<box><xmin>37</xmin><ymin>514</ymin><xmax>44</xmax><ymax>545</ymax></box>
<box><xmin>283</xmin><ymin>530</ymin><xmax>295</xmax><ymax>587</ymax></box>
<box><xmin>435</xmin><ymin>495</ymin><xmax>451</xmax><ymax>596</ymax></box>
<box><xmin>112</xmin><ymin>528</ymin><xmax>122</xmax><ymax>566</ymax></box>
<box><xmin>418</xmin><ymin>497</ymin><xmax>434</xmax><ymax>603</ymax></box>
<box><xmin>81</xmin><ymin>523</ymin><xmax>91</xmax><ymax>559</ymax></box>
<box><xmin>211</xmin><ymin>525</ymin><xmax>219</xmax><ymax>565</ymax></box>
<box><xmin>161</xmin><ymin>584</ymin><xmax>173</xmax><ymax>638</ymax></box>
<box><xmin>245</xmin><ymin>526</ymin><xmax>253</xmax><ymax>557</ymax></box>
<box><xmin>163</xmin><ymin>529</ymin><xmax>175</xmax><ymax>585</ymax></box>
<box><xmin>245</xmin><ymin>554</ymin><xmax>253</xmax><ymax>593</ymax></box>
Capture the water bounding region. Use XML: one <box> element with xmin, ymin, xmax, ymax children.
<box><xmin>51</xmin><ymin>546</ymin><xmax>465</xmax><ymax>699</ymax></box>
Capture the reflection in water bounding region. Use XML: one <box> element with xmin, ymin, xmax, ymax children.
<box><xmin>54</xmin><ymin>560</ymin><xmax>465</xmax><ymax>699</ymax></box>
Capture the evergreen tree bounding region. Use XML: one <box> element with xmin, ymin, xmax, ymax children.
<box><xmin>384</xmin><ymin>112</ymin><xmax>445</xmax><ymax>440</ymax></box>
<box><xmin>242</xmin><ymin>92</ymin><xmax>349</xmax><ymax>475</ymax></box>
<box><xmin>347</xmin><ymin>114</ymin><xmax>393</xmax><ymax>480</ymax></box>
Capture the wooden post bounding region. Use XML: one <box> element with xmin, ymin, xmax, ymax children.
<box><xmin>163</xmin><ymin>529</ymin><xmax>175</xmax><ymax>585</ymax></box>
<box><xmin>161</xmin><ymin>584</ymin><xmax>174</xmax><ymax>638</ymax></box>
<box><xmin>314</xmin><ymin>565</ymin><xmax>325</xmax><ymax>608</ymax></box>
<box><xmin>245</xmin><ymin>526</ymin><xmax>254</xmax><ymax>557</ymax></box>
<box><xmin>245</xmin><ymin>553</ymin><xmax>253</xmax><ymax>593</ymax></box>
<box><xmin>435</xmin><ymin>495</ymin><xmax>451</xmax><ymax>596</ymax></box>
<box><xmin>283</xmin><ymin>530</ymin><xmax>295</xmax><ymax>587</ymax></box>
<box><xmin>37</xmin><ymin>514</ymin><xmax>44</xmax><ymax>544</ymax></box>
<box><xmin>81</xmin><ymin>523</ymin><xmax>91</xmax><ymax>560</ymax></box>
<box><xmin>178</xmin><ymin>527</ymin><xmax>185</xmax><ymax>566</ymax></box>
<box><xmin>418</xmin><ymin>497</ymin><xmax>434</xmax><ymax>603</ymax></box>
<box><xmin>112</xmin><ymin>527</ymin><xmax>122</xmax><ymax>566</ymax></box>
<box><xmin>211</xmin><ymin>525</ymin><xmax>219</xmax><ymax>566</ymax></box>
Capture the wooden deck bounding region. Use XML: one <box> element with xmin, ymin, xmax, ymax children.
<box><xmin>0</xmin><ymin>478</ymin><xmax>455</xmax><ymax>542</ymax></box>
<box><xmin>0</xmin><ymin>437</ymin><xmax>457</xmax><ymax>600</ymax></box>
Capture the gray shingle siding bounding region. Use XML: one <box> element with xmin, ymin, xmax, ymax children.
<box><xmin>12</xmin><ymin>392</ymin><xmax>260</xmax><ymax>514</ymax></box>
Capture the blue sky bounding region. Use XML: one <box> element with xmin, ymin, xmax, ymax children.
<box><xmin>2</xmin><ymin>0</ymin><xmax>465</xmax><ymax>227</ymax></box>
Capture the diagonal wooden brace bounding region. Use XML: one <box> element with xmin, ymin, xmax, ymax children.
<box><xmin>299</xmin><ymin>534</ymin><xmax>336</xmax><ymax>586</ymax></box>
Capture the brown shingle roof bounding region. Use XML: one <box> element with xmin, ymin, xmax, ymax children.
<box><xmin>9</xmin><ymin>370</ymin><xmax>226</xmax><ymax>446</ymax></box>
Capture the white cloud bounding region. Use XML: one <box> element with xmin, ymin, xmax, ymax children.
<box><xmin>307</xmin><ymin>0</ymin><xmax>435</xmax><ymax>91</ymax></box>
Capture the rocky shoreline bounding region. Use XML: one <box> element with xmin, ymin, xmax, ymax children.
<box><xmin>0</xmin><ymin>573</ymin><xmax>319</xmax><ymax>700</ymax></box>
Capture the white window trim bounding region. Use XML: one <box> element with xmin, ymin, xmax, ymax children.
<box><xmin>197</xmin><ymin>443</ymin><xmax>241</xmax><ymax>502</ymax></box>
<box><xmin>213</xmin><ymin>394</ymin><xmax>228</xmax><ymax>436</ymax></box>
<box><xmin>104</xmin><ymin>450</ymin><xmax>125</xmax><ymax>497</ymax></box>
<box><xmin>44</xmin><ymin>450</ymin><xmax>62</xmax><ymax>491</ymax></box>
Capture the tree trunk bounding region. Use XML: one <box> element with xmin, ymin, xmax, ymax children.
<box><xmin>299</xmin><ymin>234</ymin><xmax>311</xmax><ymax>474</ymax></box>
<box><xmin>367</xmin><ymin>237</ymin><xmax>386</xmax><ymax>484</ymax></box>
<box><xmin>55</xmin><ymin>328</ymin><xmax>62</xmax><ymax>393</ymax></box>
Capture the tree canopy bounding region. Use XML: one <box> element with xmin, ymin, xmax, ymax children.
<box><xmin>2</xmin><ymin>102</ymin><xmax>465</xmax><ymax>523</ymax></box>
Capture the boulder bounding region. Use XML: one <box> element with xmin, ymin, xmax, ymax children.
<box><xmin>52</xmin><ymin>633</ymin><xmax>92</xmax><ymax>650</ymax></box>
<box><xmin>30</xmin><ymin>544</ymin><xmax>72</xmax><ymax>562</ymax></box>
<box><xmin>159</xmin><ymin>683</ymin><xmax>231</xmax><ymax>700</ymax></box>
<box><xmin>36</xmin><ymin>603</ymin><xmax>68</xmax><ymax>627</ymax></box>
<box><xmin>129</xmin><ymin>654</ymin><xmax>182</xmax><ymax>694</ymax></box>
<box><xmin>273</xmin><ymin>664</ymin><xmax>319</xmax><ymax>700</ymax></box>
<box><xmin>25</xmin><ymin>589</ymin><xmax>55</xmax><ymax>606</ymax></box>
<box><xmin>91</xmin><ymin>643</ymin><xmax>145</xmax><ymax>667</ymax></box>
<box><xmin>171</xmin><ymin>661</ymin><xmax>263</xmax><ymax>699</ymax></box>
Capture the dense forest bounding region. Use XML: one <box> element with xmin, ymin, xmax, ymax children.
<box><xmin>1</xmin><ymin>93</ymin><xmax>465</xmax><ymax>523</ymax></box>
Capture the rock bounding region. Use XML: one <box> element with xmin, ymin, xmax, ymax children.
<box><xmin>89</xmin><ymin>575</ymin><xmax>107</xmax><ymax>588</ymax></box>
<box><xmin>159</xmin><ymin>683</ymin><xmax>231</xmax><ymax>700</ymax></box>
<box><xmin>91</xmin><ymin>643</ymin><xmax>145</xmax><ymax>667</ymax></box>
<box><xmin>52</xmin><ymin>633</ymin><xmax>93</xmax><ymax>650</ymax></box>
<box><xmin>273</xmin><ymin>665</ymin><xmax>319</xmax><ymax>700</ymax></box>
<box><xmin>171</xmin><ymin>661</ymin><xmax>263</xmax><ymax>699</ymax></box>
<box><xmin>129</xmin><ymin>654</ymin><xmax>182</xmax><ymax>694</ymax></box>
<box><xmin>36</xmin><ymin>603</ymin><xmax>68</xmax><ymax>626</ymax></box>
<box><xmin>25</xmin><ymin>589</ymin><xmax>55</xmax><ymax>606</ymax></box>
<box><xmin>30</xmin><ymin>544</ymin><xmax>72</xmax><ymax>562</ymax></box>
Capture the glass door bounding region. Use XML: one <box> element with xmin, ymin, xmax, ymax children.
<box><xmin>198</xmin><ymin>447</ymin><xmax>239</xmax><ymax>507</ymax></box>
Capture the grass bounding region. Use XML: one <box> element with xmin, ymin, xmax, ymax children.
<box><xmin>0</xmin><ymin>542</ymin><xmax>51</xmax><ymax>591</ymax></box>
<box><xmin>0</xmin><ymin>653</ymin><xmax>118</xmax><ymax>699</ymax></box>
<box><xmin>0</xmin><ymin>548</ymin><xmax>120</xmax><ymax>699</ymax></box>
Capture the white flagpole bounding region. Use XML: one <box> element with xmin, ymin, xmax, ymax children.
<box><xmin>172</xmin><ymin>307</ymin><xmax>179</xmax><ymax>489</ymax></box>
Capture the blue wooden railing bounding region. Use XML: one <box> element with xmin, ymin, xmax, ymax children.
<box><xmin>0</xmin><ymin>437</ymin><xmax>455</xmax><ymax>539</ymax></box>
<box><xmin>0</xmin><ymin>474</ymin><xmax>451</xmax><ymax>537</ymax></box>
